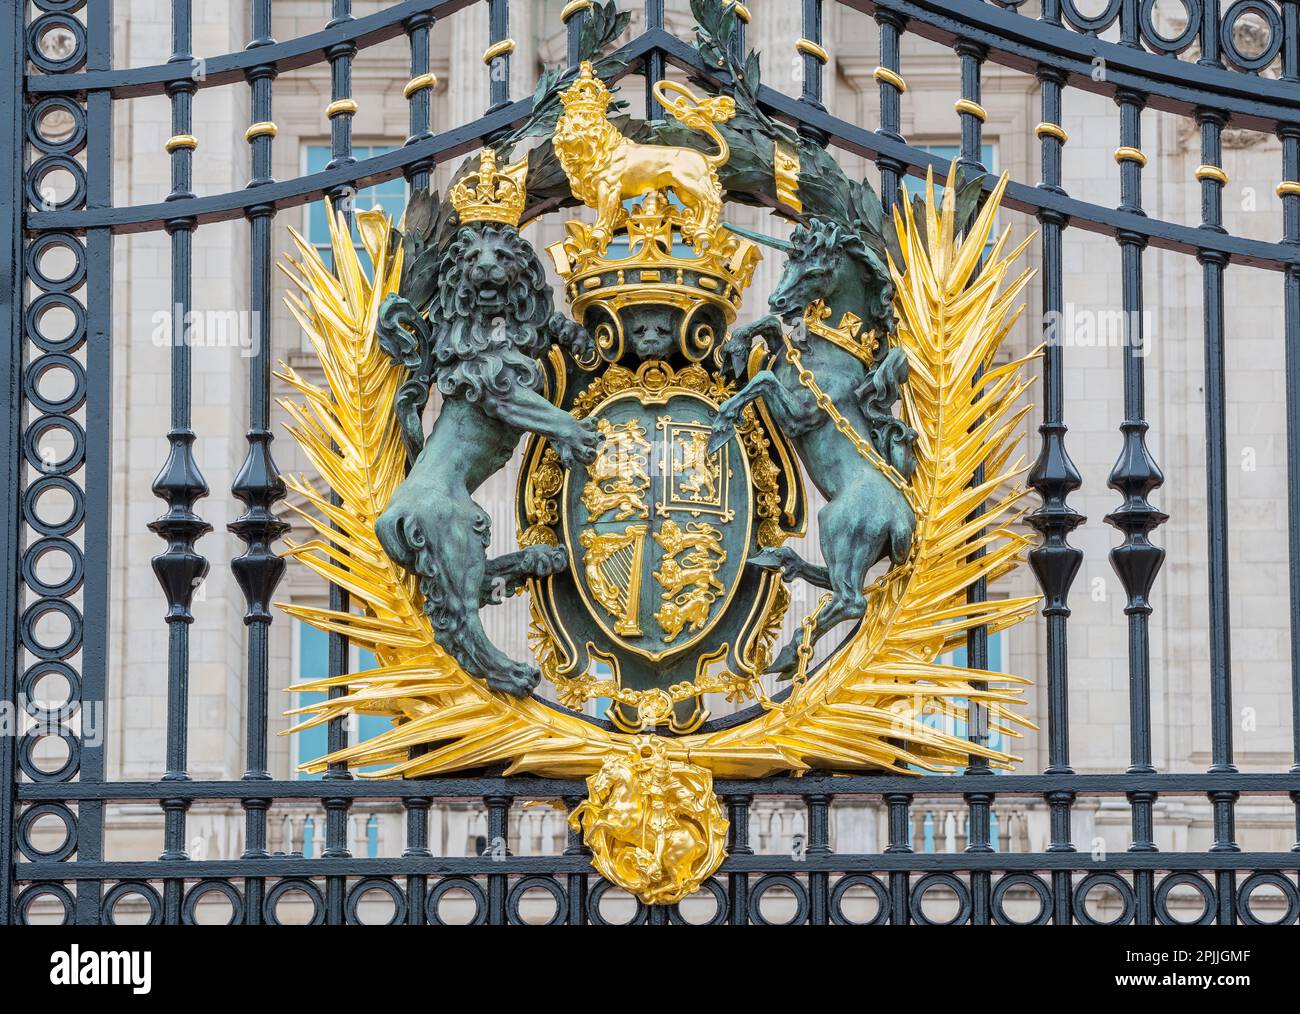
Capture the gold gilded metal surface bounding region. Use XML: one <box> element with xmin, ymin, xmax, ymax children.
<box><xmin>553</xmin><ymin>61</ymin><xmax>736</xmax><ymax>255</ymax></box>
<box><xmin>281</xmin><ymin>170</ymin><xmax>1041</xmax><ymax>905</ymax></box>
<box><xmin>652</xmin><ymin>519</ymin><xmax>727</xmax><ymax>643</ymax></box>
<box><xmin>449</xmin><ymin>146</ymin><xmax>529</xmax><ymax>226</ymax></box>
<box><xmin>569</xmin><ymin>736</ymin><xmax>728</xmax><ymax>905</ymax></box>
<box><xmin>802</xmin><ymin>297</ymin><xmax>877</xmax><ymax>365</ymax></box>
<box><xmin>581</xmin><ymin>418</ymin><xmax>652</xmax><ymax>521</ymax></box>
<box><xmin>773</xmin><ymin>138</ymin><xmax>802</xmax><ymax>212</ymax></box>
<box><xmin>579</xmin><ymin>525</ymin><xmax>649</xmax><ymax>637</ymax></box>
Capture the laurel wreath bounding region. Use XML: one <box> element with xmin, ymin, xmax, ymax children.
<box><xmin>280</xmin><ymin>172</ymin><xmax>1040</xmax><ymax>780</ymax></box>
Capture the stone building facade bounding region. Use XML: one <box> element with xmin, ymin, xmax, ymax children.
<box><xmin>87</xmin><ymin>0</ymin><xmax>1298</xmax><ymax>878</ymax></box>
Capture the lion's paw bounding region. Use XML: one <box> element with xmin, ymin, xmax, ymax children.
<box><xmin>521</xmin><ymin>544</ymin><xmax>567</xmax><ymax>577</ymax></box>
<box><xmin>487</xmin><ymin>660</ymin><xmax>541</xmax><ymax>698</ymax></box>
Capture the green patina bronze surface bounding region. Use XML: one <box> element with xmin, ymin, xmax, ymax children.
<box><xmin>369</xmin><ymin>0</ymin><xmax>928</xmax><ymax>711</ymax></box>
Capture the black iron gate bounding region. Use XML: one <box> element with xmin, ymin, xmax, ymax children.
<box><xmin>4</xmin><ymin>0</ymin><xmax>1300</xmax><ymax>926</ymax></box>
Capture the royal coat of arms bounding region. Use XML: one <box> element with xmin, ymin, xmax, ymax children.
<box><xmin>280</xmin><ymin>2</ymin><xmax>1040</xmax><ymax>905</ymax></box>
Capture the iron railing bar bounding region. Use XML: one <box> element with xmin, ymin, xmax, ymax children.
<box><xmin>1196</xmin><ymin>93</ymin><xmax>1242</xmax><ymax>924</ymax></box>
<box><xmin>1283</xmin><ymin>1</ymin><xmax>1300</xmax><ymax>851</ymax></box>
<box><xmin>17</xmin><ymin>772</ymin><xmax>1300</xmax><ymax>800</ymax></box>
<box><xmin>321</xmin><ymin>0</ymin><xmax>359</xmax><ymax>930</ymax></box>
<box><xmin>1026</xmin><ymin>1</ymin><xmax>1084</xmax><ymax>929</ymax></box>
<box><xmin>874</xmin><ymin>8</ymin><xmax>906</xmax><ymax>206</ymax></box>
<box><xmin>73</xmin><ymin>0</ymin><xmax>116</xmax><ymax>929</ymax></box>
<box><xmin>724</xmin><ymin>794</ymin><xmax>752</xmax><ymax>925</ymax></box>
<box><xmin>646</xmin><ymin>0</ymin><xmax>665</xmax><ymax>119</ymax></box>
<box><xmin>149</xmin><ymin>0</ymin><xmax>210</xmax><ymax>927</ymax></box>
<box><xmin>19</xmin><ymin>851</ymin><xmax>1300</xmax><ymax>880</ymax></box>
<box><xmin>563</xmin><ymin>793</ymin><xmax>589</xmax><ymax>925</ymax></box>
<box><xmin>229</xmin><ymin>0</ymin><xmax>286</xmax><ymax>929</ymax></box>
<box><xmin>838</xmin><ymin>0</ymin><xmax>1300</xmax><ymax>130</ymax></box>
<box><xmin>27</xmin><ymin>99</ymin><xmax>1300</xmax><ymax>274</ymax></box>
<box><xmin>486</xmin><ymin>0</ymin><xmax>511</xmax><ymax>115</ymax></box>
<box><xmin>402</xmin><ymin>7</ymin><xmax>435</xmax><ymax>191</ymax></box>
<box><xmin>397</xmin><ymin>6</ymin><xmax>436</xmax><ymax>880</ymax></box>
<box><xmin>797</xmin><ymin>0</ymin><xmax>828</xmax><ymax>146</ymax></box>
<box><xmin>30</xmin><ymin>0</ymin><xmax>1300</xmax><ymax>130</ymax></box>
<box><xmin>1113</xmin><ymin>2</ymin><xmax>1160</xmax><ymax>929</ymax></box>
<box><xmin>24</xmin><ymin>0</ymin><xmax>476</xmax><ymax>99</ymax></box>
<box><xmin>953</xmin><ymin>34</ymin><xmax>993</xmax><ymax>927</ymax></box>
<box><xmin>0</xmin><ymin>0</ymin><xmax>24</xmax><ymax>929</ymax></box>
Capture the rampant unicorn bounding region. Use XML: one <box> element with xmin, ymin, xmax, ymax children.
<box><xmin>708</xmin><ymin>215</ymin><xmax>918</xmax><ymax>675</ymax></box>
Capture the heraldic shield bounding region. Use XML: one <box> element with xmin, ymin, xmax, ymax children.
<box><xmin>281</xmin><ymin>1</ymin><xmax>1041</xmax><ymax>906</ymax></box>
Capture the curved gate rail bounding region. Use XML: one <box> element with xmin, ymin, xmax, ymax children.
<box><xmin>2</xmin><ymin>0</ymin><xmax>1299</xmax><ymax>925</ymax></box>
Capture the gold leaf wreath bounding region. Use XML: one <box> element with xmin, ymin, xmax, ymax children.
<box><xmin>281</xmin><ymin>171</ymin><xmax>1039</xmax><ymax>780</ymax></box>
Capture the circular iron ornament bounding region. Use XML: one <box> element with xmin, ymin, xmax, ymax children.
<box><xmin>20</xmin><ymin>659</ymin><xmax>81</xmax><ymax>722</ymax></box>
<box><xmin>15</xmin><ymin>882</ymin><xmax>75</xmax><ymax>925</ymax></box>
<box><xmin>425</xmin><ymin>876</ymin><xmax>488</xmax><ymax>926</ymax></box>
<box><xmin>102</xmin><ymin>881</ymin><xmax>163</xmax><ymax>926</ymax></box>
<box><xmin>830</xmin><ymin>873</ymin><xmax>891</xmax><ymax>926</ymax></box>
<box><xmin>1154</xmin><ymin>871</ymin><xmax>1216</xmax><ymax>925</ymax></box>
<box><xmin>25</xmin><ymin>352</ymin><xmax>87</xmax><ymax>416</ymax></box>
<box><xmin>263</xmin><ymin>878</ymin><xmax>326</xmax><ymax>925</ymax></box>
<box><xmin>33</xmin><ymin>1</ymin><xmax>88</xmax><ymax>14</ymax></box>
<box><xmin>26</xmin><ymin>155</ymin><xmax>87</xmax><ymax>213</ymax></box>
<box><xmin>666</xmin><ymin>877</ymin><xmax>729</xmax><ymax>925</ymax></box>
<box><xmin>17</xmin><ymin>723</ymin><xmax>81</xmax><ymax>782</ymax></box>
<box><xmin>345</xmin><ymin>877</ymin><xmax>407</xmax><ymax>925</ymax></box>
<box><xmin>507</xmin><ymin>876</ymin><xmax>568</xmax><ymax>925</ymax></box>
<box><xmin>16</xmin><ymin>802</ymin><xmax>78</xmax><ymax>862</ymax></box>
<box><xmin>23</xmin><ymin>537</ymin><xmax>85</xmax><ymax>598</ymax></box>
<box><xmin>23</xmin><ymin>413</ymin><xmax>87</xmax><ymax>476</ymax></box>
<box><xmin>182</xmin><ymin>879</ymin><xmax>245</xmax><ymax>925</ymax></box>
<box><xmin>748</xmin><ymin>873</ymin><xmax>811</xmax><ymax>926</ymax></box>
<box><xmin>26</xmin><ymin>12</ymin><xmax>88</xmax><ymax>74</ymax></box>
<box><xmin>21</xmin><ymin>595</ymin><xmax>83</xmax><ymax>660</ymax></box>
<box><xmin>26</xmin><ymin>292</ymin><xmax>87</xmax><ymax>354</ymax></box>
<box><xmin>991</xmin><ymin>873</ymin><xmax>1054</xmax><ymax>925</ymax></box>
<box><xmin>26</xmin><ymin>96</ymin><xmax>87</xmax><ymax>156</ymax></box>
<box><xmin>1072</xmin><ymin>872</ymin><xmax>1137</xmax><ymax>925</ymax></box>
<box><xmin>1219</xmin><ymin>0</ymin><xmax>1284</xmax><ymax>71</ymax></box>
<box><xmin>23</xmin><ymin>475</ymin><xmax>85</xmax><ymax>536</ymax></box>
<box><xmin>1060</xmin><ymin>0</ymin><xmax>1123</xmax><ymax>33</ymax></box>
<box><xmin>909</xmin><ymin>872</ymin><xmax>973</xmax><ymax>926</ymax></box>
<box><xmin>586</xmin><ymin>878</ymin><xmax>649</xmax><ymax>925</ymax></box>
<box><xmin>25</xmin><ymin>234</ymin><xmax>87</xmax><ymax>293</ymax></box>
<box><xmin>1235</xmin><ymin>872</ymin><xmax>1300</xmax><ymax>925</ymax></box>
<box><xmin>1139</xmin><ymin>0</ymin><xmax>1201</xmax><ymax>54</ymax></box>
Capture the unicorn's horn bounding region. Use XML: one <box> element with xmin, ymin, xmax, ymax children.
<box><xmin>723</xmin><ymin>222</ymin><xmax>795</xmax><ymax>253</ymax></box>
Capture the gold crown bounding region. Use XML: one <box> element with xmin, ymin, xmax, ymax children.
<box><xmin>560</xmin><ymin>60</ymin><xmax>613</xmax><ymax>117</ymax></box>
<box><xmin>449</xmin><ymin>147</ymin><xmax>529</xmax><ymax>226</ymax></box>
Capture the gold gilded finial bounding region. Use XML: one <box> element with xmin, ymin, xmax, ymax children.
<box><xmin>448</xmin><ymin>147</ymin><xmax>529</xmax><ymax>226</ymax></box>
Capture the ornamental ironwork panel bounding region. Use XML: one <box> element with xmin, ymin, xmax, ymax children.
<box><xmin>3</xmin><ymin>0</ymin><xmax>1300</xmax><ymax>926</ymax></box>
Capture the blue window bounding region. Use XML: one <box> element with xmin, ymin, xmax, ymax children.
<box><xmin>904</xmin><ymin>143</ymin><xmax>998</xmax><ymax>257</ymax></box>
<box><xmin>912</xmin><ymin>628</ymin><xmax>1008</xmax><ymax>777</ymax></box>
<box><xmin>305</xmin><ymin>144</ymin><xmax>408</xmax><ymax>269</ymax></box>
<box><xmin>294</xmin><ymin>620</ymin><xmax>392</xmax><ymax>779</ymax></box>
<box><xmin>904</xmin><ymin>143</ymin><xmax>997</xmax><ymax>197</ymax></box>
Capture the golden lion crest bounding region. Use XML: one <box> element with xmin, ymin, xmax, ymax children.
<box><xmin>554</xmin><ymin>61</ymin><xmax>734</xmax><ymax>254</ymax></box>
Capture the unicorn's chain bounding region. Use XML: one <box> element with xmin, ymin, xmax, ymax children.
<box><xmin>782</xmin><ymin>336</ymin><xmax>921</xmax><ymax>512</ymax></box>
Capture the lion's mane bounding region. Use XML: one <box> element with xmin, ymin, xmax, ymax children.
<box><xmin>430</xmin><ymin>223</ymin><xmax>556</xmax><ymax>404</ymax></box>
<box><xmin>553</xmin><ymin>111</ymin><xmax>617</xmax><ymax>206</ymax></box>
